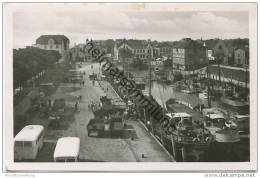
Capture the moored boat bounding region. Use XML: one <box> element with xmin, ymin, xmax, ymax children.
<box><xmin>202</xmin><ymin>108</ymin><xmax>240</xmax><ymax>143</ymax></box>
<box><xmin>220</xmin><ymin>96</ymin><xmax>249</xmax><ymax>107</ymax></box>
<box><xmin>199</xmin><ymin>92</ymin><xmax>209</xmax><ymax>100</ymax></box>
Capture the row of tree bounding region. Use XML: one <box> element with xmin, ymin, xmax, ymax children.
<box><xmin>13</xmin><ymin>47</ymin><xmax>61</xmax><ymax>88</ymax></box>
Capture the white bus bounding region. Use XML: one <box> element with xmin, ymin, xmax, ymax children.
<box><xmin>14</xmin><ymin>125</ymin><xmax>44</xmax><ymax>160</ymax></box>
<box><xmin>53</xmin><ymin>137</ymin><xmax>80</xmax><ymax>162</ymax></box>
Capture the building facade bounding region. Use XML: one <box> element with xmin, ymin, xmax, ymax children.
<box><xmin>212</xmin><ymin>40</ymin><xmax>230</xmax><ymax>65</ymax></box>
<box><xmin>114</xmin><ymin>39</ymin><xmax>153</xmax><ymax>63</ymax></box>
<box><xmin>35</xmin><ymin>35</ymin><xmax>70</xmax><ymax>54</ymax></box>
<box><xmin>234</xmin><ymin>48</ymin><xmax>249</xmax><ymax>66</ymax></box>
<box><xmin>70</xmin><ymin>39</ymin><xmax>108</xmax><ymax>62</ymax></box>
<box><xmin>172</xmin><ymin>38</ymin><xmax>208</xmax><ymax>71</ymax></box>
<box><xmin>156</xmin><ymin>42</ymin><xmax>173</xmax><ymax>58</ymax></box>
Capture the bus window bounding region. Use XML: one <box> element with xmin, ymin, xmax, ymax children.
<box><xmin>15</xmin><ymin>141</ymin><xmax>23</xmax><ymax>147</ymax></box>
<box><xmin>24</xmin><ymin>141</ymin><xmax>32</xmax><ymax>147</ymax></box>
<box><xmin>67</xmin><ymin>158</ymin><xmax>76</xmax><ymax>162</ymax></box>
<box><xmin>56</xmin><ymin>158</ymin><xmax>65</xmax><ymax>162</ymax></box>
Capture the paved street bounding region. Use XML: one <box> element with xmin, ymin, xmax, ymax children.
<box><xmin>37</xmin><ymin>62</ymin><xmax>173</xmax><ymax>162</ymax></box>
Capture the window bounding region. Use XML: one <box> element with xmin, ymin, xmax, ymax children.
<box><xmin>24</xmin><ymin>141</ymin><xmax>32</xmax><ymax>147</ymax></box>
<box><xmin>15</xmin><ymin>141</ymin><xmax>23</xmax><ymax>147</ymax></box>
<box><xmin>56</xmin><ymin>45</ymin><xmax>59</xmax><ymax>49</ymax></box>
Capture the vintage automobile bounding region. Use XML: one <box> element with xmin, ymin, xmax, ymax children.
<box><xmin>86</xmin><ymin>119</ymin><xmax>105</xmax><ymax>137</ymax></box>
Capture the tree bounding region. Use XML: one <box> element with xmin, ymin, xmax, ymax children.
<box><xmin>13</xmin><ymin>47</ymin><xmax>61</xmax><ymax>88</ymax></box>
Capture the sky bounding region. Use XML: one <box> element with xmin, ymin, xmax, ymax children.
<box><xmin>13</xmin><ymin>11</ymin><xmax>249</xmax><ymax>49</ymax></box>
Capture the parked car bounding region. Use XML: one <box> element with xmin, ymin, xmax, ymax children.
<box><xmin>86</xmin><ymin>119</ymin><xmax>105</xmax><ymax>137</ymax></box>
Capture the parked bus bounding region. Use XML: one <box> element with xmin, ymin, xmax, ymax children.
<box><xmin>14</xmin><ymin>125</ymin><xmax>44</xmax><ymax>160</ymax></box>
<box><xmin>53</xmin><ymin>137</ymin><xmax>80</xmax><ymax>162</ymax></box>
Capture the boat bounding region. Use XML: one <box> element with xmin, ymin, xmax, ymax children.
<box><xmin>162</xmin><ymin>111</ymin><xmax>214</xmax><ymax>161</ymax></box>
<box><xmin>163</xmin><ymin>98</ymin><xmax>214</xmax><ymax>161</ymax></box>
<box><xmin>202</xmin><ymin>108</ymin><xmax>240</xmax><ymax>143</ymax></box>
<box><xmin>231</xmin><ymin>114</ymin><xmax>249</xmax><ymax>139</ymax></box>
<box><xmin>215</xmin><ymin>127</ymin><xmax>240</xmax><ymax>143</ymax></box>
<box><xmin>220</xmin><ymin>96</ymin><xmax>249</xmax><ymax>107</ymax></box>
<box><xmin>199</xmin><ymin>92</ymin><xmax>209</xmax><ymax>100</ymax></box>
<box><xmin>181</xmin><ymin>89</ymin><xmax>195</xmax><ymax>94</ymax></box>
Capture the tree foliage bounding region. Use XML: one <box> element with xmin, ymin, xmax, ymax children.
<box><xmin>13</xmin><ymin>47</ymin><xmax>61</xmax><ymax>88</ymax></box>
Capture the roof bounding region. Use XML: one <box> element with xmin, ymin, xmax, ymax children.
<box><xmin>118</xmin><ymin>39</ymin><xmax>149</xmax><ymax>49</ymax></box>
<box><xmin>36</xmin><ymin>35</ymin><xmax>69</xmax><ymax>45</ymax></box>
<box><xmin>166</xmin><ymin>112</ymin><xmax>192</xmax><ymax>118</ymax></box>
<box><xmin>173</xmin><ymin>38</ymin><xmax>205</xmax><ymax>49</ymax></box>
<box><xmin>53</xmin><ymin>137</ymin><xmax>80</xmax><ymax>159</ymax></box>
<box><xmin>206</xmin><ymin>113</ymin><xmax>225</xmax><ymax>119</ymax></box>
<box><xmin>235</xmin><ymin>115</ymin><xmax>249</xmax><ymax>119</ymax></box>
<box><xmin>202</xmin><ymin>107</ymin><xmax>225</xmax><ymax>116</ymax></box>
<box><xmin>14</xmin><ymin>125</ymin><xmax>44</xmax><ymax>142</ymax></box>
<box><xmin>157</xmin><ymin>42</ymin><xmax>172</xmax><ymax>48</ymax></box>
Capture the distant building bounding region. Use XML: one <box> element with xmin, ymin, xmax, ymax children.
<box><xmin>207</xmin><ymin>49</ymin><xmax>215</xmax><ymax>61</ymax></box>
<box><xmin>114</xmin><ymin>39</ymin><xmax>153</xmax><ymax>63</ymax></box>
<box><xmin>156</xmin><ymin>42</ymin><xmax>173</xmax><ymax>58</ymax></box>
<box><xmin>70</xmin><ymin>39</ymin><xmax>108</xmax><ymax>62</ymax></box>
<box><xmin>35</xmin><ymin>35</ymin><xmax>70</xmax><ymax>54</ymax></box>
<box><xmin>212</xmin><ymin>40</ymin><xmax>230</xmax><ymax>65</ymax></box>
<box><xmin>172</xmin><ymin>38</ymin><xmax>208</xmax><ymax>71</ymax></box>
<box><xmin>234</xmin><ymin>47</ymin><xmax>249</xmax><ymax>66</ymax></box>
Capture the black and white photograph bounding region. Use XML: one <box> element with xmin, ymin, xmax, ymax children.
<box><xmin>3</xmin><ymin>2</ymin><xmax>257</xmax><ymax>172</ymax></box>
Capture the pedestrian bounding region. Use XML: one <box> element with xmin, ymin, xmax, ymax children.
<box><xmin>48</xmin><ymin>99</ymin><xmax>52</xmax><ymax>108</ymax></box>
<box><xmin>74</xmin><ymin>101</ymin><xmax>78</xmax><ymax>112</ymax></box>
<box><xmin>83</xmin><ymin>81</ymin><xmax>85</xmax><ymax>86</ymax></box>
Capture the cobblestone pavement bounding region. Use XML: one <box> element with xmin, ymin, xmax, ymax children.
<box><xmin>69</xmin><ymin>62</ymin><xmax>173</xmax><ymax>162</ymax></box>
<box><xmin>34</xmin><ymin>62</ymin><xmax>173</xmax><ymax>162</ymax></box>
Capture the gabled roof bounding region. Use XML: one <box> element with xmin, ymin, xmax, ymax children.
<box><xmin>36</xmin><ymin>35</ymin><xmax>69</xmax><ymax>45</ymax></box>
<box><xmin>118</xmin><ymin>39</ymin><xmax>149</xmax><ymax>49</ymax></box>
<box><xmin>157</xmin><ymin>42</ymin><xmax>172</xmax><ymax>48</ymax></box>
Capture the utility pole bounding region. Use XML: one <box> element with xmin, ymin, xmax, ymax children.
<box><xmin>149</xmin><ymin>52</ymin><xmax>152</xmax><ymax>97</ymax></box>
<box><xmin>126</xmin><ymin>57</ymin><xmax>129</xmax><ymax>109</ymax></box>
<box><xmin>217</xmin><ymin>56</ymin><xmax>222</xmax><ymax>87</ymax></box>
<box><xmin>207</xmin><ymin>66</ymin><xmax>211</xmax><ymax>108</ymax></box>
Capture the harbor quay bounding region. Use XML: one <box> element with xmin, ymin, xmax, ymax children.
<box><xmin>14</xmin><ymin>62</ymin><xmax>172</xmax><ymax>162</ymax></box>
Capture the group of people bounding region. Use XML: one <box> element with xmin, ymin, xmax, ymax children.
<box><xmin>79</xmin><ymin>80</ymin><xmax>85</xmax><ymax>87</ymax></box>
<box><xmin>88</xmin><ymin>100</ymin><xmax>102</xmax><ymax>112</ymax></box>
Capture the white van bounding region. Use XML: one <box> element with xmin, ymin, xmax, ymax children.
<box><xmin>14</xmin><ymin>125</ymin><xmax>44</xmax><ymax>160</ymax></box>
<box><xmin>53</xmin><ymin>137</ymin><xmax>80</xmax><ymax>162</ymax></box>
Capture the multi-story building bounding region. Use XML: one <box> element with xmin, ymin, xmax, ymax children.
<box><xmin>212</xmin><ymin>40</ymin><xmax>230</xmax><ymax>65</ymax></box>
<box><xmin>114</xmin><ymin>39</ymin><xmax>153</xmax><ymax>63</ymax></box>
<box><xmin>172</xmin><ymin>38</ymin><xmax>208</xmax><ymax>71</ymax></box>
<box><xmin>34</xmin><ymin>35</ymin><xmax>70</xmax><ymax>54</ymax></box>
<box><xmin>157</xmin><ymin>42</ymin><xmax>173</xmax><ymax>58</ymax></box>
<box><xmin>70</xmin><ymin>39</ymin><xmax>108</xmax><ymax>62</ymax></box>
<box><xmin>234</xmin><ymin>47</ymin><xmax>249</xmax><ymax>66</ymax></box>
